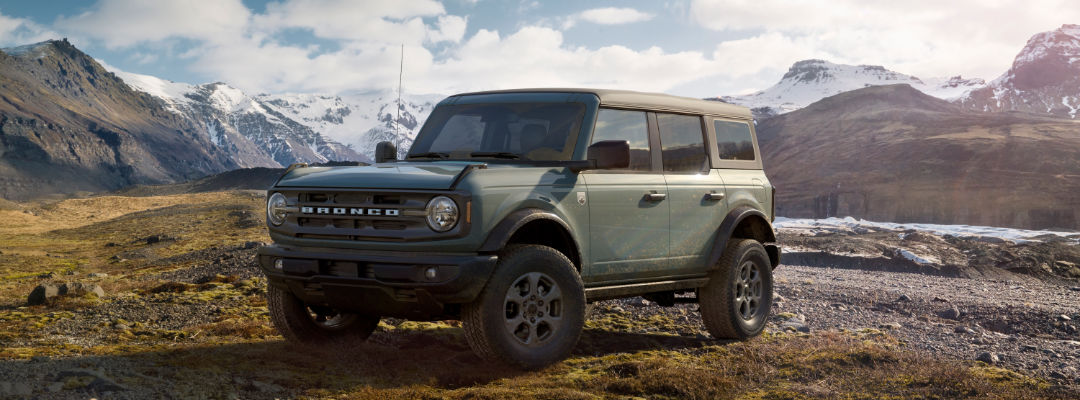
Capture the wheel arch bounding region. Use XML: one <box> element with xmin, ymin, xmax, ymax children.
<box><xmin>707</xmin><ymin>206</ymin><xmax>780</xmax><ymax>270</ymax></box>
<box><xmin>478</xmin><ymin>208</ymin><xmax>583</xmax><ymax>271</ymax></box>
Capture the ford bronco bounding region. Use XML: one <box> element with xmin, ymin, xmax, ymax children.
<box><xmin>258</xmin><ymin>88</ymin><xmax>779</xmax><ymax>369</ymax></box>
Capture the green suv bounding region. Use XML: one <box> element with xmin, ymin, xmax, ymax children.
<box><xmin>258</xmin><ymin>88</ymin><xmax>779</xmax><ymax>369</ymax></box>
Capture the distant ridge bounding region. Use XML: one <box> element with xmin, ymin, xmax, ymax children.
<box><xmin>758</xmin><ymin>84</ymin><xmax>1080</xmax><ymax>230</ymax></box>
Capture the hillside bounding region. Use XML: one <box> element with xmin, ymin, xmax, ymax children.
<box><xmin>0</xmin><ymin>40</ymin><xmax>244</xmax><ymax>200</ymax></box>
<box><xmin>758</xmin><ymin>84</ymin><xmax>1080</xmax><ymax>230</ymax></box>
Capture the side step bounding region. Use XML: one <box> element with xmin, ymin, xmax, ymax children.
<box><xmin>584</xmin><ymin>278</ymin><xmax>708</xmax><ymax>302</ymax></box>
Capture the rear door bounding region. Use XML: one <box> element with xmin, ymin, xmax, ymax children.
<box><xmin>711</xmin><ymin>118</ymin><xmax>770</xmax><ymax>218</ymax></box>
<box><xmin>656</xmin><ymin>113</ymin><xmax>728</xmax><ymax>274</ymax></box>
<box><xmin>582</xmin><ymin>108</ymin><xmax>669</xmax><ymax>284</ymax></box>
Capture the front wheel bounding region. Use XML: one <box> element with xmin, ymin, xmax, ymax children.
<box><xmin>699</xmin><ymin>239</ymin><xmax>773</xmax><ymax>340</ymax></box>
<box><xmin>462</xmin><ymin>245</ymin><xmax>585</xmax><ymax>370</ymax></box>
<box><xmin>267</xmin><ymin>285</ymin><xmax>380</xmax><ymax>343</ymax></box>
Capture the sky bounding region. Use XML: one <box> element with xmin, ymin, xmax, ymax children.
<box><xmin>0</xmin><ymin>0</ymin><xmax>1077</xmax><ymax>98</ymax></box>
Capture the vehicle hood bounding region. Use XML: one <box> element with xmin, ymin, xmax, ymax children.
<box><xmin>274</xmin><ymin>161</ymin><xmax>484</xmax><ymax>190</ymax></box>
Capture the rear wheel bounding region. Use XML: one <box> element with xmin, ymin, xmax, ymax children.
<box><xmin>699</xmin><ymin>239</ymin><xmax>773</xmax><ymax>340</ymax></box>
<box><xmin>462</xmin><ymin>245</ymin><xmax>585</xmax><ymax>370</ymax></box>
<box><xmin>267</xmin><ymin>285</ymin><xmax>379</xmax><ymax>343</ymax></box>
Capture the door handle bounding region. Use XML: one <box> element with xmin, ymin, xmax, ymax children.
<box><xmin>706</xmin><ymin>192</ymin><xmax>725</xmax><ymax>201</ymax></box>
<box><xmin>644</xmin><ymin>192</ymin><xmax>667</xmax><ymax>202</ymax></box>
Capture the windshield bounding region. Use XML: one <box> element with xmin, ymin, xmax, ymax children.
<box><xmin>407</xmin><ymin>102</ymin><xmax>586</xmax><ymax>161</ymax></box>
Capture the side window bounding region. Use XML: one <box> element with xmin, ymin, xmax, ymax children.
<box><xmin>656</xmin><ymin>113</ymin><xmax>707</xmax><ymax>173</ymax></box>
<box><xmin>590</xmin><ymin>108</ymin><xmax>651</xmax><ymax>171</ymax></box>
<box><xmin>714</xmin><ymin>120</ymin><xmax>756</xmax><ymax>160</ymax></box>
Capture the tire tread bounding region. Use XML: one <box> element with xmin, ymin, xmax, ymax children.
<box><xmin>699</xmin><ymin>239</ymin><xmax>770</xmax><ymax>340</ymax></box>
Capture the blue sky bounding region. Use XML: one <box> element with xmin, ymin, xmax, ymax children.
<box><xmin>0</xmin><ymin>1</ymin><xmax>1076</xmax><ymax>97</ymax></box>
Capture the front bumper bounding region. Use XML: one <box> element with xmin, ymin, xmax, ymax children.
<box><xmin>257</xmin><ymin>244</ymin><xmax>497</xmax><ymax>319</ymax></box>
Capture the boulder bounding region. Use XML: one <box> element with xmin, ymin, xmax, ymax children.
<box><xmin>976</xmin><ymin>352</ymin><xmax>1000</xmax><ymax>364</ymax></box>
<box><xmin>62</xmin><ymin>282</ymin><xmax>105</xmax><ymax>298</ymax></box>
<box><xmin>27</xmin><ymin>284</ymin><xmax>62</xmax><ymax>305</ymax></box>
<box><xmin>939</xmin><ymin>306</ymin><xmax>962</xmax><ymax>320</ymax></box>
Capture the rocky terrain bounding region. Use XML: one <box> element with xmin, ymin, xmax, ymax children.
<box><xmin>0</xmin><ymin>190</ymin><xmax>1077</xmax><ymax>398</ymax></box>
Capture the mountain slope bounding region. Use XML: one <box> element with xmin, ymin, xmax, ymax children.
<box><xmin>958</xmin><ymin>24</ymin><xmax>1080</xmax><ymax>118</ymax></box>
<box><xmin>110</xmin><ymin>71</ymin><xmax>368</xmax><ymax>165</ymax></box>
<box><xmin>0</xmin><ymin>39</ymin><xmax>240</xmax><ymax>200</ymax></box>
<box><xmin>758</xmin><ymin>84</ymin><xmax>1080</xmax><ymax>230</ymax></box>
<box><xmin>721</xmin><ymin>60</ymin><xmax>985</xmax><ymax>119</ymax></box>
<box><xmin>257</xmin><ymin>91</ymin><xmax>443</xmax><ymax>160</ymax></box>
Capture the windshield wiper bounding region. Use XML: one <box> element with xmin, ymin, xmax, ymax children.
<box><xmin>407</xmin><ymin>152</ymin><xmax>450</xmax><ymax>159</ymax></box>
<box><xmin>470</xmin><ymin>151</ymin><xmax>520</xmax><ymax>159</ymax></box>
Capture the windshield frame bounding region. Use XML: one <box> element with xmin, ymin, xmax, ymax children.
<box><xmin>406</xmin><ymin>92</ymin><xmax>600</xmax><ymax>164</ymax></box>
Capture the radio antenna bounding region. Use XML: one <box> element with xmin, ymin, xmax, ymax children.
<box><xmin>396</xmin><ymin>43</ymin><xmax>404</xmax><ymax>137</ymax></box>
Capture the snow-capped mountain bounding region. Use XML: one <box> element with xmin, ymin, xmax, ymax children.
<box><xmin>257</xmin><ymin>91</ymin><xmax>444</xmax><ymax>160</ymax></box>
<box><xmin>720</xmin><ymin>59</ymin><xmax>986</xmax><ymax>119</ymax></box>
<box><xmin>110</xmin><ymin>70</ymin><xmax>367</xmax><ymax>166</ymax></box>
<box><xmin>958</xmin><ymin>24</ymin><xmax>1080</xmax><ymax>118</ymax></box>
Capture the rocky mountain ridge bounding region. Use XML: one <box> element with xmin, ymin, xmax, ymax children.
<box><xmin>109</xmin><ymin>70</ymin><xmax>367</xmax><ymax>166</ymax></box>
<box><xmin>254</xmin><ymin>91</ymin><xmax>442</xmax><ymax>160</ymax></box>
<box><xmin>720</xmin><ymin>59</ymin><xmax>987</xmax><ymax>119</ymax></box>
<box><xmin>958</xmin><ymin>24</ymin><xmax>1080</xmax><ymax>118</ymax></box>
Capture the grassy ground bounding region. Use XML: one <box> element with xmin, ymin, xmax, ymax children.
<box><xmin>0</xmin><ymin>191</ymin><xmax>1074</xmax><ymax>399</ymax></box>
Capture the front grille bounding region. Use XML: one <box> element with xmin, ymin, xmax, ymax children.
<box><xmin>273</xmin><ymin>189</ymin><xmax>468</xmax><ymax>242</ymax></box>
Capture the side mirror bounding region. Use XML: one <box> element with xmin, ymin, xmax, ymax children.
<box><xmin>586</xmin><ymin>140</ymin><xmax>630</xmax><ymax>170</ymax></box>
<box><xmin>375</xmin><ymin>141</ymin><xmax>397</xmax><ymax>163</ymax></box>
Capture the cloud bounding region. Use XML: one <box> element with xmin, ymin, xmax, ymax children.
<box><xmin>428</xmin><ymin>15</ymin><xmax>468</xmax><ymax>43</ymax></box>
<box><xmin>55</xmin><ymin>0</ymin><xmax>251</xmax><ymax>48</ymax></box>
<box><xmin>0</xmin><ymin>12</ymin><xmax>59</xmax><ymax>46</ymax></box>
<box><xmin>578</xmin><ymin>7</ymin><xmax>654</xmax><ymax>25</ymax></box>
<box><xmin>562</xmin><ymin>7</ymin><xmax>654</xmax><ymax>29</ymax></box>
<box><xmin>252</xmin><ymin>0</ymin><xmax>449</xmax><ymax>44</ymax></box>
<box><xmin>37</xmin><ymin>0</ymin><xmax>1080</xmax><ymax>99</ymax></box>
<box><xmin>423</xmin><ymin>26</ymin><xmax>721</xmax><ymax>94</ymax></box>
<box><xmin>688</xmin><ymin>0</ymin><xmax>1080</xmax><ymax>81</ymax></box>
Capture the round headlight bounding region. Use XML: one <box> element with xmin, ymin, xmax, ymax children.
<box><xmin>425</xmin><ymin>196</ymin><xmax>459</xmax><ymax>232</ymax></box>
<box><xmin>267</xmin><ymin>192</ymin><xmax>288</xmax><ymax>226</ymax></box>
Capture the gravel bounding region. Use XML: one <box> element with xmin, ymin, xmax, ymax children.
<box><xmin>772</xmin><ymin>264</ymin><xmax>1080</xmax><ymax>384</ymax></box>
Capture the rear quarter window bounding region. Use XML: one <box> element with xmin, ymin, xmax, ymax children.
<box><xmin>713</xmin><ymin>120</ymin><xmax>756</xmax><ymax>161</ymax></box>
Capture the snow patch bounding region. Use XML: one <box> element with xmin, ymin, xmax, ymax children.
<box><xmin>775</xmin><ymin>217</ymin><xmax>1080</xmax><ymax>245</ymax></box>
<box><xmin>1</xmin><ymin>41</ymin><xmax>50</xmax><ymax>58</ymax></box>
<box><xmin>896</xmin><ymin>249</ymin><xmax>937</xmax><ymax>265</ymax></box>
<box><xmin>1063</xmin><ymin>96</ymin><xmax>1078</xmax><ymax>118</ymax></box>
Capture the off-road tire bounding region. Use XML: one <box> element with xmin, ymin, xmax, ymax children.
<box><xmin>462</xmin><ymin>245</ymin><xmax>585</xmax><ymax>370</ymax></box>
<box><xmin>267</xmin><ymin>285</ymin><xmax>379</xmax><ymax>344</ymax></box>
<box><xmin>699</xmin><ymin>239</ymin><xmax>773</xmax><ymax>340</ymax></box>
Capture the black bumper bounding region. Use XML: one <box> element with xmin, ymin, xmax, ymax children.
<box><xmin>257</xmin><ymin>244</ymin><xmax>497</xmax><ymax>319</ymax></box>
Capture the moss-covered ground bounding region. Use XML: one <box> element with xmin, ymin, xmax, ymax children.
<box><xmin>0</xmin><ymin>191</ymin><xmax>1073</xmax><ymax>398</ymax></box>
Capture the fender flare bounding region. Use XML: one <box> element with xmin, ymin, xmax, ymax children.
<box><xmin>478</xmin><ymin>208</ymin><xmax>583</xmax><ymax>267</ymax></box>
<box><xmin>706</xmin><ymin>206</ymin><xmax>780</xmax><ymax>270</ymax></box>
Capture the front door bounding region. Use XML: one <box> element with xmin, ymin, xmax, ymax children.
<box><xmin>582</xmin><ymin>108</ymin><xmax>668</xmax><ymax>284</ymax></box>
